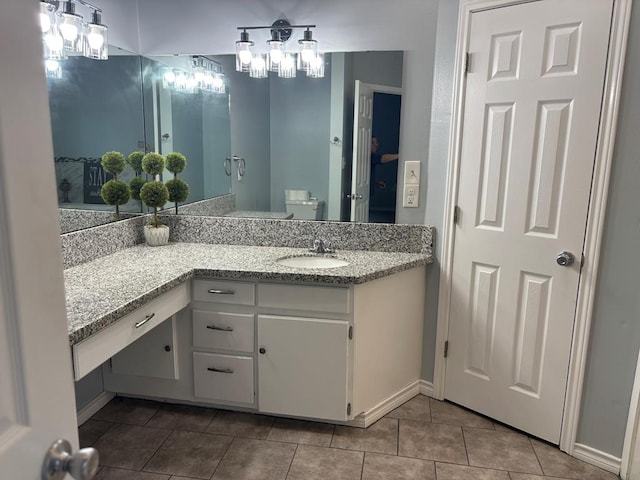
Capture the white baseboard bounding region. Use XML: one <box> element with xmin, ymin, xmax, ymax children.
<box><xmin>350</xmin><ymin>380</ymin><xmax>422</xmax><ymax>428</ymax></box>
<box><xmin>573</xmin><ymin>443</ymin><xmax>621</xmax><ymax>475</ymax></box>
<box><xmin>419</xmin><ymin>379</ymin><xmax>434</xmax><ymax>397</ymax></box>
<box><xmin>76</xmin><ymin>391</ymin><xmax>115</xmax><ymax>426</ymax></box>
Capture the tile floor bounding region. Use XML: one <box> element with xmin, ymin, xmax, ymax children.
<box><xmin>81</xmin><ymin>395</ymin><xmax>620</xmax><ymax>480</ymax></box>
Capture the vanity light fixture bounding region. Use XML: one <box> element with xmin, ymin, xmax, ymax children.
<box><xmin>235</xmin><ymin>19</ymin><xmax>324</xmax><ymax>79</ymax></box>
<box><xmin>161</xmin><ymin>57</ymin><xmax>226</xmax><ymax>95</ymax></box>
<box><xmin>40</xmin><ymin>0</ymin><xmax>110</xmax><ymax>78</ymax></box>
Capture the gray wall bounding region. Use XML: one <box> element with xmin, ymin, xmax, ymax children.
<box><xmin>269</xmin><ymin>61</ymin><xmax>332</xmax><ymax>214</ymax></box>
<box><xmin>575</xmin><ymin>3</ymin><xmax>640</xmax><ymax>457</ymax></box>
<box><xmin>171</xmin><ymin>93</ymin><xmax>205</xmax><ymax>202</ymax></box>
<box><xmin>203</xmin><ymin>94</ymin><xmax>232</xmax><ymax>200</ymax></box>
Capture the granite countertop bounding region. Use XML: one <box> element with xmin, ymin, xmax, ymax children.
<box><xmin>223</xmin><ymin>210</ymin><xmax>294</xmax><ymax>219</ymax></box>
<box><xmin>64</xmin><ymin>242</ymin><xmax>431</xmax><ymax>346</ymax></box>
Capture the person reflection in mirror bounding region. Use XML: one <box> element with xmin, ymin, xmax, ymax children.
<box><xmin>370</xmin><ymin>136</ymin><xmax>398</xmax><ymax>191</ymax></box>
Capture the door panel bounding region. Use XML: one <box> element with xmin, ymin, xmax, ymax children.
<box><xmin>446</xmin><ymin>0</ymin><xmax>613</xmax><ymax>443</ymax></box>
<box><xmin>350</xmin><ymin>80</ymin><xmax>373</xmax><ymax>222</ymax></box>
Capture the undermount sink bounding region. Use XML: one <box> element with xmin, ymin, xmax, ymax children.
<box><xmin>276</xmin><ymin>255</ymin><xmax>350</xmax><ymax>269</ymax></box>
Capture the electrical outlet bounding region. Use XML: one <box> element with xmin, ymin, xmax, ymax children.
<box><xmin>403</xmin><ymin>185</ymin><xmax>419</xmax><ymax>208</ymax></box>
<box><xmin>404</xmin><ymin>161</ymin><xmax>421</xmax><ymax>185</ymax></box>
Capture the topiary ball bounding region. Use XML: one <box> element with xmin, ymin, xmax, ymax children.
<box><xmin>142</xmin><ymin>152</ymin><xmax>165</xmax><ymax>177</ymax></box>
<box><xmin>101</xmin><ymin>151</ymin><xmax>126</xmax><ymax>175</ymax></box>
<box><xmin>166</xmin><ymin>178</ymin><xmax>190</xmax><ymax>203</ymax></box>
<box><xmin>129</xmin><ymin>176</ymin><xmax>147</xmax><ymax>201</ymax></box>
<box><xmin>128</xmin><ymin>151</ymin><xmax>145</xmax><ymax>174</ymax></box>
<box><xmin>140</xmin><ymin>180</ymin><xmax>169</xmax><ymax>208</ymax></box>
<box><xmin>166</xmin><ymin>152</ymin><xmax>187</xmax><ymax>174</ymax></box>
<box><xmin>101</xmin><ymin>179</ymin><xmax>131</xmax><ymax>206</ymax></box>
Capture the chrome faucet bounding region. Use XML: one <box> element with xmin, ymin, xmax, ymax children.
<box><xmin>309</xmin><ymin>239</ymin><xmax>333</xmax><ymax>254</ymax></box>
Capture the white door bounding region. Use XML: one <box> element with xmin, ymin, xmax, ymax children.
<box><xmin>445</xmin><ymin>0</ymin><xmax>613</xmax><ymax>443</ymax></box>
<box><xmin>350</xmin><ymin>80</ymin><xmax>373</xmax><ymax>222</ymax></box>
<box><xmin>0</xmin><ymin>1</ymin><xmax>83</xmax><ymax>477</ymax></box>
<box><xmin>258</xmin><ymin>315</ymin><xmax>349</xmax><ymax>421</ymax></box>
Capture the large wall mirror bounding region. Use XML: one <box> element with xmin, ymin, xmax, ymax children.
<box><xmin>48</xmin><ymin>47</ymin><xmax>403</xmax><ymax>232</ymax></box>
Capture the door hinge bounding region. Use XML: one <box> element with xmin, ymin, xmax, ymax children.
<box><xmin>464</xmin><ymin>52</ymin><xmax>470</xmax><ymax>74</ymax></box>
<box><xmin>348</xmin><ymin>326</ymin><xmax>353</xmax><ymax>340</ymax></box>
<box><xmin>444</xmin><ymin>340</ymin><xmax>449</xmax><ymax>358</ymax></box>
<box><xmin>453</xmin><ymin>206</ymin><xmax>460</xmax><ymax>225</ymax></box>
<box><xmin>347</xmin><ymin>403</ymin><xmax>352</xmax><ymax>415</ymax></box>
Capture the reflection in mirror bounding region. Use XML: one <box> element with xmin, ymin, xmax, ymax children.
<box><xmin>141</xmin><ymin>56</ymin><xmax>232</xmax><ymax>206</ymax></box>
<box><xmin>171</xmin><ymin>51</ymin><xmax>403</xmax><ymax>223</ymax></box>
<box><xmin>49</xmin><ymin>46</ymin><xmax>145</xmax><ymax>219</ymax></box>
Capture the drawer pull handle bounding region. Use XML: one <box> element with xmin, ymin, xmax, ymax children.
<box><xmin>208</xmin><ymin>289</ymin><xmax>235</xmax><ymax>295</ymax></box>
<box><xmin>134</xmin><ymin>313</ymin><xmax>155</xmax><ymax>328</ymax></box>
<box><xmin>206</xmin><ymin>324</ymin><xmax>234</xmax><ymax>332</ymax></box>
<box><xmin>207</xmin><ymin>367</ymin><xmax>234</xmax><ymax>374</ymax></box>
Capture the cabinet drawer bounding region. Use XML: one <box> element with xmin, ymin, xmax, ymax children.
<box><xmin>193</xmin><ymin>279</ymin><xmax>255</xmax><ymax>305</ymax></box>
<box><xmin>193</xmin><ymin>311</ymin><xmax>254</xmax><ymax>353</ymax></box>
<box><xmin>72</xmin><ymin>282</ymin><xmax>190</xmax><ymax>380</ymax></box>
<box><xmin>258</xmin><ymin>283</ymin><xmax>351</xmax><ymax>314</ymax></box>
<box><xmin>193</xmin><ymin>352</ymin><xmax>254</xmax><ymax>404</ymax></box>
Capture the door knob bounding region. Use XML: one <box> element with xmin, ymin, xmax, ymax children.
<box><xmin>42</xmin><ymin>439</ymin><xmax>99</xmax><ymax>480</ymax></box>
<box><xmin>556</xmin><ymin>251</ymin><xmax>575</xmax><ymax>267</ymax></box>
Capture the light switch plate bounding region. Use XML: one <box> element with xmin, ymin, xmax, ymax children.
<box><xmin>403</xmin><ymin>185</ymin><xmax>420</xmax><ymax>208</ymax></box>
<box><xmin>404</xmin><ymin>161</ymin><xmax>421</xmax><ymax>185</ymax></box>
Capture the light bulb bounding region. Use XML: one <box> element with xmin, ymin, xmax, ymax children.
<box><xmin>87</xmin><ymin>31</ymin><xmax>104</xmax><ymax>49</ymax></box>
<box><xmin>310</xmin><ymin>55</ymin><xmax>322</xmax><ymax>70</ymax></box>
<box><xmin>251</xmin><ymin>56</ymin><xmax>265</xmax><ymax>70</ymax></box>
<box><xmin>212</xmin><ymin>76</ymin><xmax>224</xmax><ymax>88</ymax></box>
<box><xmin>45</xmin><ymin>59</ymin><xmax>59</xmax><ymax>72</ymax></box>
<box><xmin>239</xmin><ymin>49</ymin><xmax>252</xmax><ymax>65</ymax></box>
<box><xmin>59</xmin><ymin>22</ymin><xmax>78</xmax><ymax>41</ymax></box>
<box><xmin>40</xmin><ymin>13</ymin><xmax>52</xmax><ymax>33</ymax></box>
<box><xmin>176</xmin><ymin>73</ymin><xmax>187</xmax><ymax>87</ymax></box>
<box><xmin>282</xmin><ymin>55</ymin><xmax>294</xmax><ymax>69</ymax></box>
<box><xmin>301</xmin><ymin>47</ymin><xmax>314</xmax><ymax>63</ymax></box>
<box><xmin>194</xmin><ymin>70</ymin><xmax>205</xmax><ymax>83</ymax></box>
<box><xmin>45</xmin><ymin>30</ymin><xmax>63</xmax><ymax>51</ymax></box>
<box><xmin>270</xmin><ymin>49</ymin><xmax>283</xmax><ymax>64</ymax></box>
<box><xmin>163</xmin><ymin>70</ymin><xmax>176</xmax><ymax>83</ymax></box>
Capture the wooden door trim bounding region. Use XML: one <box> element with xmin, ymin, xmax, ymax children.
<box><xmin>433</xmin><ymin>0</ymin><xmax>632</xmax><ymax>463</ymax></box>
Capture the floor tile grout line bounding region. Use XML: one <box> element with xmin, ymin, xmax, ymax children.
<box><xmin>396</xmin><ymin>418</ymin><xmax>400</xmax><ymax>456</ymax></box>
<box><xmin>139</xmin><ymin>426</ymin><xmax>174</xmax><ymax>473</ymax></box>
<box><xmin>359</xmin><ymin>450</ymin><xmax>365</xmax><ymax>480</ymax></box>
<box><xmin>209</xmin><ymin>434</ymin><xmax>236</xmax><ymax>480</ymax></box>
<box><xmin>283</xmin><ymin>443</ymin><xmax>299</xmax><ymax>480</ymax></box>
<box><xmin>461</xmin><ymin>426</ymin><xmax>470</xmax><ymax>466</ymax></box>
<box><xmin>529</xmin><ymin>436</ymin><xmax>546</xmax><ymax>476</ymax></box>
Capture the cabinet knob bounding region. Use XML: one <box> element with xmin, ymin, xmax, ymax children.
<box><xmin>259</xmin><ymin>347</ymin><xmax>266</xmax><ymax>354</ymax></box>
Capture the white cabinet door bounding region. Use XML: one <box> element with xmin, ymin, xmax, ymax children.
<box><xmin>258</xmin><ymin>315</ymin><xmax>350</xmax><ymax>421</ymax></box>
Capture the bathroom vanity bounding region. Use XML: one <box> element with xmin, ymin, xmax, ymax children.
<box><xmin>66</xmin><ymin>242</ymin><xmax>428</xmax><ymax>426</ymax></box>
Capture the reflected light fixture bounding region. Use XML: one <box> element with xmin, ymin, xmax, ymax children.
<box><xmin>84</xmin><ymin>9</ymin><xmax>108</xmax><ymax>60</ymax></box>
<box><xmin>235</xmin><ymin>19</ymin><xmax>324</xmax><ymax>79</ymax></box>
<box><xmin>160</xmin><ymin>57</ymin><xmax>226</xmax><ymax>95</ymax></box>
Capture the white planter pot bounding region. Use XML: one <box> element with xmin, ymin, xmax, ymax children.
<box><xmin>144</xmin><ymin>225</ymin><xmax>170</xmax><ymax>246</ymax></box>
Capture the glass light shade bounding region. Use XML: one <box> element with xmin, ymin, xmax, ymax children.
<box><xmin>43</xmin><ymin>27</ymin><xmax>66</xmax><ymax>60</ymax></box>
<box><xmin>249</xmin><ymin>53</ymin><xmax>268</xmax><ymax>78</ymax></box>
<box><xmin>212</xmin><ymin>73</ymin><xmax>225</xmax><ymax>94</ymax></box>
<box><xmin>235</xmin><ymin>32</ymin><xmax>254</xmax><ymax>72</ymax></box>
<box><xmin>297</xmin><ymin>29</ymin><xmax>317</xmax><ymax>71</ymax></box>
<box><xmin>40</xmin><ymin>2</ymin><xmax>56</xmax><ymax>34</ymax></box>
<box><xmin>45</xmin><ymin>59</ymin><xmax>62</xmax><ymax>79</ymax></box>
<box><xmin>267</xmin><ymin>40</ymin><xmax>284</xmax><ymax>72</ymax></box>
<box><xmin>278</xmin><ymin>53</ymin><xmax>297</xmax><ymax>78</ymax></box>
<box><xmin>58</xmin><ymin>11</ymin><xmax>83</xmax><ymax>53</ymax></box>
<box><xmin>84</xmin><ymin>23</ymin><xmax>108</xmax><ymax>60</ymax></box>
<box><xmin>162</xmin><ymin>68</ymin><xmax>176</xmax><ymax>89</ymax></box>
<box><xmin>307</xmin><ymin>53</ymin><xmax>325</xmax><ymax>78</ymax></box>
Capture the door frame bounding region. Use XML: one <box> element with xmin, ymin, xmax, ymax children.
<box><xmin>433</xmin><ymin>0</ymin><xmax>631</xmax><ymax>461</ymax></box>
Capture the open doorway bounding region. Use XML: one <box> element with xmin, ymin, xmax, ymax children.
<box><xmin>370</xmin><ymin>92</ymin><xmax>402</xmax><ymax>223</ymax></box>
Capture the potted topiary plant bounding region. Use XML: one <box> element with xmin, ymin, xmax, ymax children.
<box><xmin>127</xmin><ymin>151</ymin><xmax>147</xmax><ymax>208</ymax></box>
<box><xmin>100</xmin><ymin>151</ymin><xmax>131</xmax><ymax>220</ymax></box>
<box><xmin>139</xmin><ymin>152</ymin><xmax>170</xmax><ymax>246</ymax></box>
<box><xmin>165</xmin><ymin>152</ymin><xmax>189</xmax><ymax>214</ymax></box>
